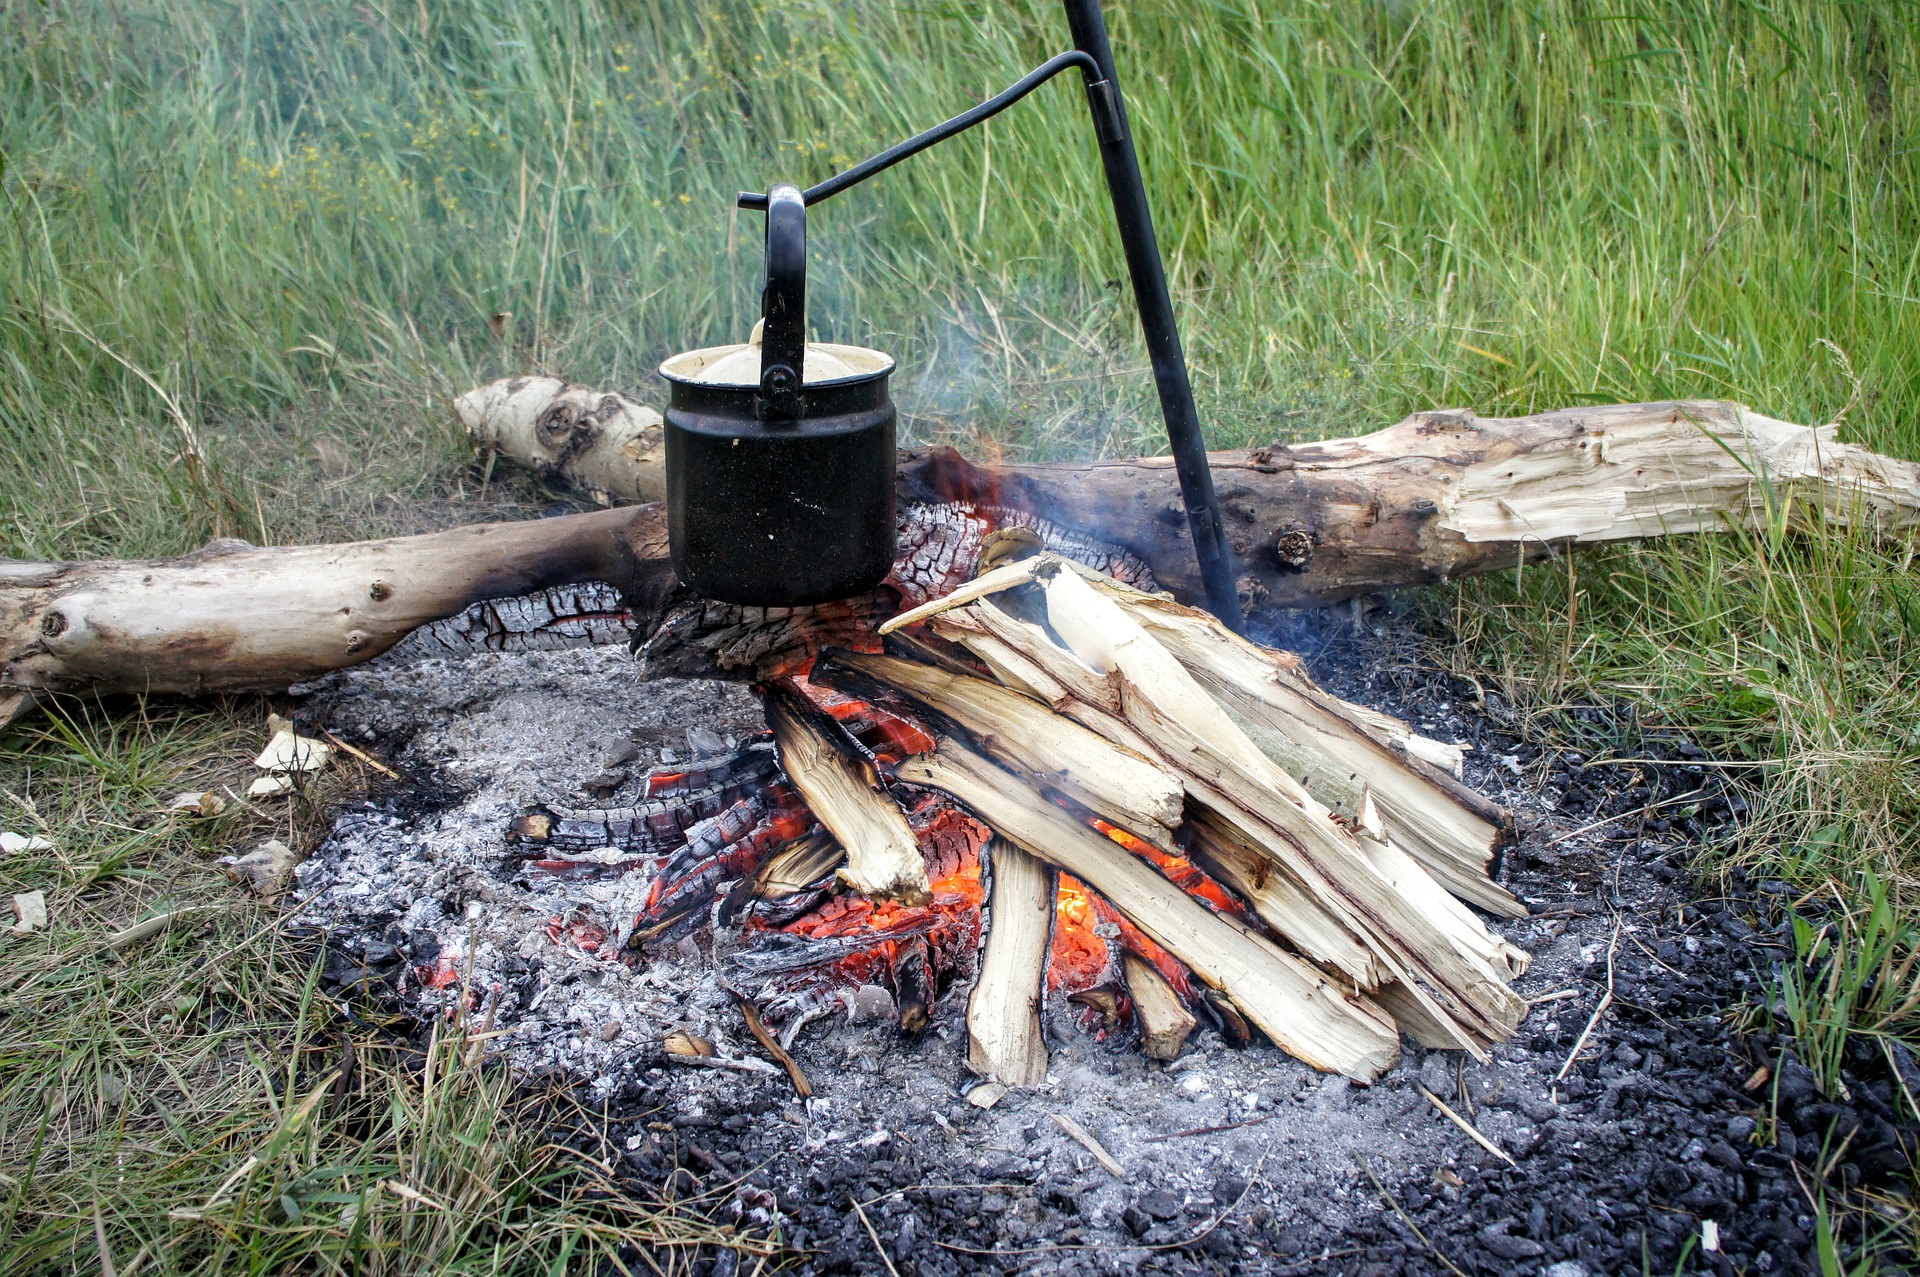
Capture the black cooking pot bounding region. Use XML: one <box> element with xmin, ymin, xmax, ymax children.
<box><xmin>660</xmin><ymin>184</ymin><xmax>897</xmax><ymax>607</ymax></box>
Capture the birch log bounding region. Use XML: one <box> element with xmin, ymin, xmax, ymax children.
<box><xmin>7</xmin><ymin>397</ymin><xmax>1918</xmax><ymax>722</ymax></box>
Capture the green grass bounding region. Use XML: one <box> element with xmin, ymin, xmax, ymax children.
<box><xmin>3</xmin><ymin>0</ymin><xmax>1919</xmax><ymax>1268</ymax></box>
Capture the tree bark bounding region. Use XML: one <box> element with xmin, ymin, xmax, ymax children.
<box><xmin>6</xmin><ymin>393</ymin><xmax>1915</xmax><ymax>723</ymax></box>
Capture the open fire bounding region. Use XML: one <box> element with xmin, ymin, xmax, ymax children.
<box><xmin>481</xmin><ymin>546</ymin><xmax>1532</xmax><ymax>1091</ymax></box>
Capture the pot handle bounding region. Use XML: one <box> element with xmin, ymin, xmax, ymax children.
<box><xmin>756</xmin><ymin>183</ymin><xmax>807</xmax><ymax>421</ymax></box>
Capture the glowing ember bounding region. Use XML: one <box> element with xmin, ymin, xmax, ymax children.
<box><xmin>1093</xmin><ymin>818</ymin><xmax>1253</xmax><ymax>921</ymax></box>
<box><xmin>1047</xmin><ymin>874</ymin><xmax>1113</xmax><ymax>996</ymax></box>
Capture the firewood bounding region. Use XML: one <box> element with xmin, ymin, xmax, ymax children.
<box><xmin>1184</xmin><ymin>809</ymin><xmax>1389</xmax><ymax>989</ymax></box>
<box><xmin>0</xmin><ymin>507</ymin><xmax>647</xmax><ymax>724</ymax></box>
<box><xmin>468</xmin><ymin>376</ymin><xmax>1920</xmax><ymax>608</ymax></box>
<box><xmin>1060</xmin><ymin>568</ymin><xmax>1521</xmax><ymax>917</ymax></box>
<box><xmin>1032</xmin><ymin>567</ymin><xmax>1529</xmax><ymax>1052</ymax></box>
<box><xmin>751</xmin><ymin>830</ymin><xmax>844</xmax><ymax>901</ymax></box>
<box><xmin>455</xmin><ymin>376</ymin><xmax>665</xmax><ymax>505</ymax></box>
<box><xmin>818</xmin><ymin>649</ymin><xmax>1184</xmax><ymax>850</ymax></box>
<box><xmin>904</xmin><ymin>559</ymin><xmax>1526</xmax><ymax>1054</ymax></box>
<box><xmin>896</xmin><ymin>736</ymin><xmax>1403</xmax><ymax>1083</ymax></box>
<box><xmin>763</xmin><ymin>687</ymin><xmax>931</xmax><ymax>905</ymax></box>
<box><xmin>967</xmin><ymin>839</ymin><xmax>1053</xmax><ymax>1086</ymax></box>
<box><xmin>1122</xmin><ymin>952</ymin><xmax>1197</xmax><ymax>1062</ymax></box>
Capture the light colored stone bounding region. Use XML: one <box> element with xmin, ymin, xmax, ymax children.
<box><xmin>11</xmin><ymin>889</ymin><xmax>48</xmax><ymax>933</ymax></box>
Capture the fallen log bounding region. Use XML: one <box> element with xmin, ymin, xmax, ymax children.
<box><xmin>6</xmin><ymin>392</ymin><xmax>1915</xmax><ymax>721</ymax></box>
<box><xmin>464</xmin><ymin>379</ymin><xmax>1920</xmax><ymax>609</ymax></box>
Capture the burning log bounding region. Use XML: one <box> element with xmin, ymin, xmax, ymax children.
<box><xmin>1085</xmin><ymin>580</ymin><xmax>1519</xmax><ymax>916</ymax></box>
<box><xmin>7</xmin><ymin>395</ymin><xmax>1917</xmax><ymax>723</ymax></box>
<box><xmin>817</xmin><ymin>649</ymin><xmax>1184</xmax><ymax>851</ymax></box>
<box><xmin>464</xmin><ymin>378</ymin><xmax>1919</xmax><ymax>610</ymax></box>
<box><xmin>764</xmin><ymin>686</ymin><xmax>932</xmax><ymax>905</ymax></box>
<box><xmin>896</xmin><ymin>736</ymin><xmax>1404</xmax><ymax>1083</ymax></box>
<box><xmin>891</xmin><ymin>554</ymin><xmax>1528</xmax><ymax>1056</ymax></box>
<box><xmin>966</xmin><ymin>839</ymin><xmax>1054</xmax><ymax>1086</ymax></box>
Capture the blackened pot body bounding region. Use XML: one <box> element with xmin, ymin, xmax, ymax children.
<box><xmin>662</xmin><ymin>369</ymin><xmax>896</xmax><ymax>607</ymax></box>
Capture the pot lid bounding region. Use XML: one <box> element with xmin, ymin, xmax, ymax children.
<box><xmin>660</xmin><ymin>319</ymin><xmax>893</xmax><ymax>388</ymax></box>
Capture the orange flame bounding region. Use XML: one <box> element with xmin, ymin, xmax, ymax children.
<box><xmin>1047</xmin><ymin>874</ymin><xmax>1112</xmax><ymax>995</ymax></box>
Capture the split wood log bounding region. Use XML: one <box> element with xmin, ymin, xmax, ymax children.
<box><xmin>967</xmin><ymin>839</ymin><xmax>1054</xmax><ymax>1086</ymax></box>
<box><xmin>10</xmin><ymin>394</ymin><xmax>1916</xmax><ymax>721</ymax></box>
<box><xmin>818</xmin><ymin>649</ymin><xmax>1185</xmax><ymax>852</ymax></box>
<box><xmin>897</xmin><ymin>554</ymin><xmax>1528</xmax><ymax>1055</ymax></box>
<box><xmin>896</xmin><ymin>735</ymin><xmax>1403</xmax><ymax>1082</ymax></box>
<box><xmin>1123</xmin><ymin>952</ymin><xmax>1197</xmax><ymax>1062</ymax></box>
<box><xmin>763</xmin><ymin>687</ymin><xmax>931</xmax><ymax>905</ymax></box>
<box><xmin>752</xmin><ymin>831</ymin><xmax>844</xmax><ymax>901</ymax></box>
<box><xmin>1061</xmin><ymin>567</ymin><xmax>1521</xmax><ymax>917</ymax></box>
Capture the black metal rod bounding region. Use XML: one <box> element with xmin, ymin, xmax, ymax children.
<box><xmin>1060</xmin><ymin>0</ymin><xmax>1242</xmax><ymax>630</ymax></box>
<box><xmin>739</xmin><ymin>51</ymin><xmax>1102</xmax><ymax>212</ymax></box>
<box><xmin>735</xmin><ymin>11</ymin><xmax>1243</xmax><ymax>628</ymax></box>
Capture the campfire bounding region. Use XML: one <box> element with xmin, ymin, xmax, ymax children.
<box><xmin>497</xmin><ymin>549</ymin><xmax>1530</xmax><ymax>1088</ymax></box>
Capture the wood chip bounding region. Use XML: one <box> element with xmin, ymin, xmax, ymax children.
<box><xmin>735</xmin><ymin>994</ymin><xmax>813</xmax><ymax>1098</ymax></box>
<box><xmin>219</xmin><ymin>839</ymin><xmax>295</xmax><ymax>895</ymax></box>
<box><xmin>1052</xmin><ymin>1113</ymin><xmax>1124</xmax><ymax>1177</ymax></box>
<box><xmin>255</xmin><ymin>715</ymin><xmax>332</xmax><ymax>773</ymax></box>
<box><xmin>247</xmin><ymin>775</ymin><xmax>296</xmax><ymax>798</ymax></box>
<box><xmin>164</xmin><ymin>791</ymin><xmax>228</xmax><ymax>817</ymax></box>
<box><xmin>662</xmin><ymin>1031</ymin><xmax>714</xmax><ymax>1058</ymax></box>
<box><xmin>966</xmin><ymin>1082</ymin><xmax>1008</xmax><ymax>1109</ymax></box>
<box><xmin>105</xmin><ymin>904</ymin><xmax>222</xmax><ymax>950</ymax></box>
<box><xmin>1</xmin><ymin>831</ymin><xmax>54</xmax><ymax>854</ymax></box>
<box><xmin>324</xmin><ymin>731</ymin><xmax>400</xmax><ymax>778</ymax></box>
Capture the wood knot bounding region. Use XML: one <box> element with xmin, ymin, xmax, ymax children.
<box><xmin>1272</xmin><ymin>529</ymin><xmax>1315</xmax><ymax>573</ymax></box>
<box><xmin>344</xmin><ymin>630</ymin><xmax>371</xmax><ymax>654</ymax></box>
<box><xmin>40</xmin><ymin>610</ymin><xmax>68</xmax><ymax>638</ymax></box>
<box><xmin>368</xmin><ymin>580</ymin><xmax>393</xmax><ymax>602</ymax></box>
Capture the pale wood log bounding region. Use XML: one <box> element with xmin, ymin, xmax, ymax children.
<box><xmin>465</xmin><ymin>378</ymin><xmax>1920</xmax><ymax>608</ymax></box>
<box><xmin>1122</xmin><ymin>952</ymin><xmax>1197</xmax><ymax>1062</ymax></box>
<box><xmin>967</xmin><ymin>839</ymin><xmax>1054</xmax><ymax>1087</ymax></box>
<box><xmin>456</xmin><ymin>377</ymin><xmax>666</xmax><ymax>505</ymax></box>
<box><xmin>818</xmin><ymin>649</ymin><xmax>1185</xmax><ymax>851</ymax></box>
<box><xmin>896</xmin><ymin>736</ymin><xmax>1403</xmax><ymax>1083</ymax></box>
<box><xmin>0</xmin><ymin>507</ymin><xmax>650</xmax><ymax>723</ymax></box>
<box><xmin>763</xmin><ymin>687</ymin><xmax>931</xmax><ymax>905</ymax></box>
<box><xmin>1062</xmin><ymin>568</ymin><xmax>1522</xmax><ymax>917</ymax></box>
